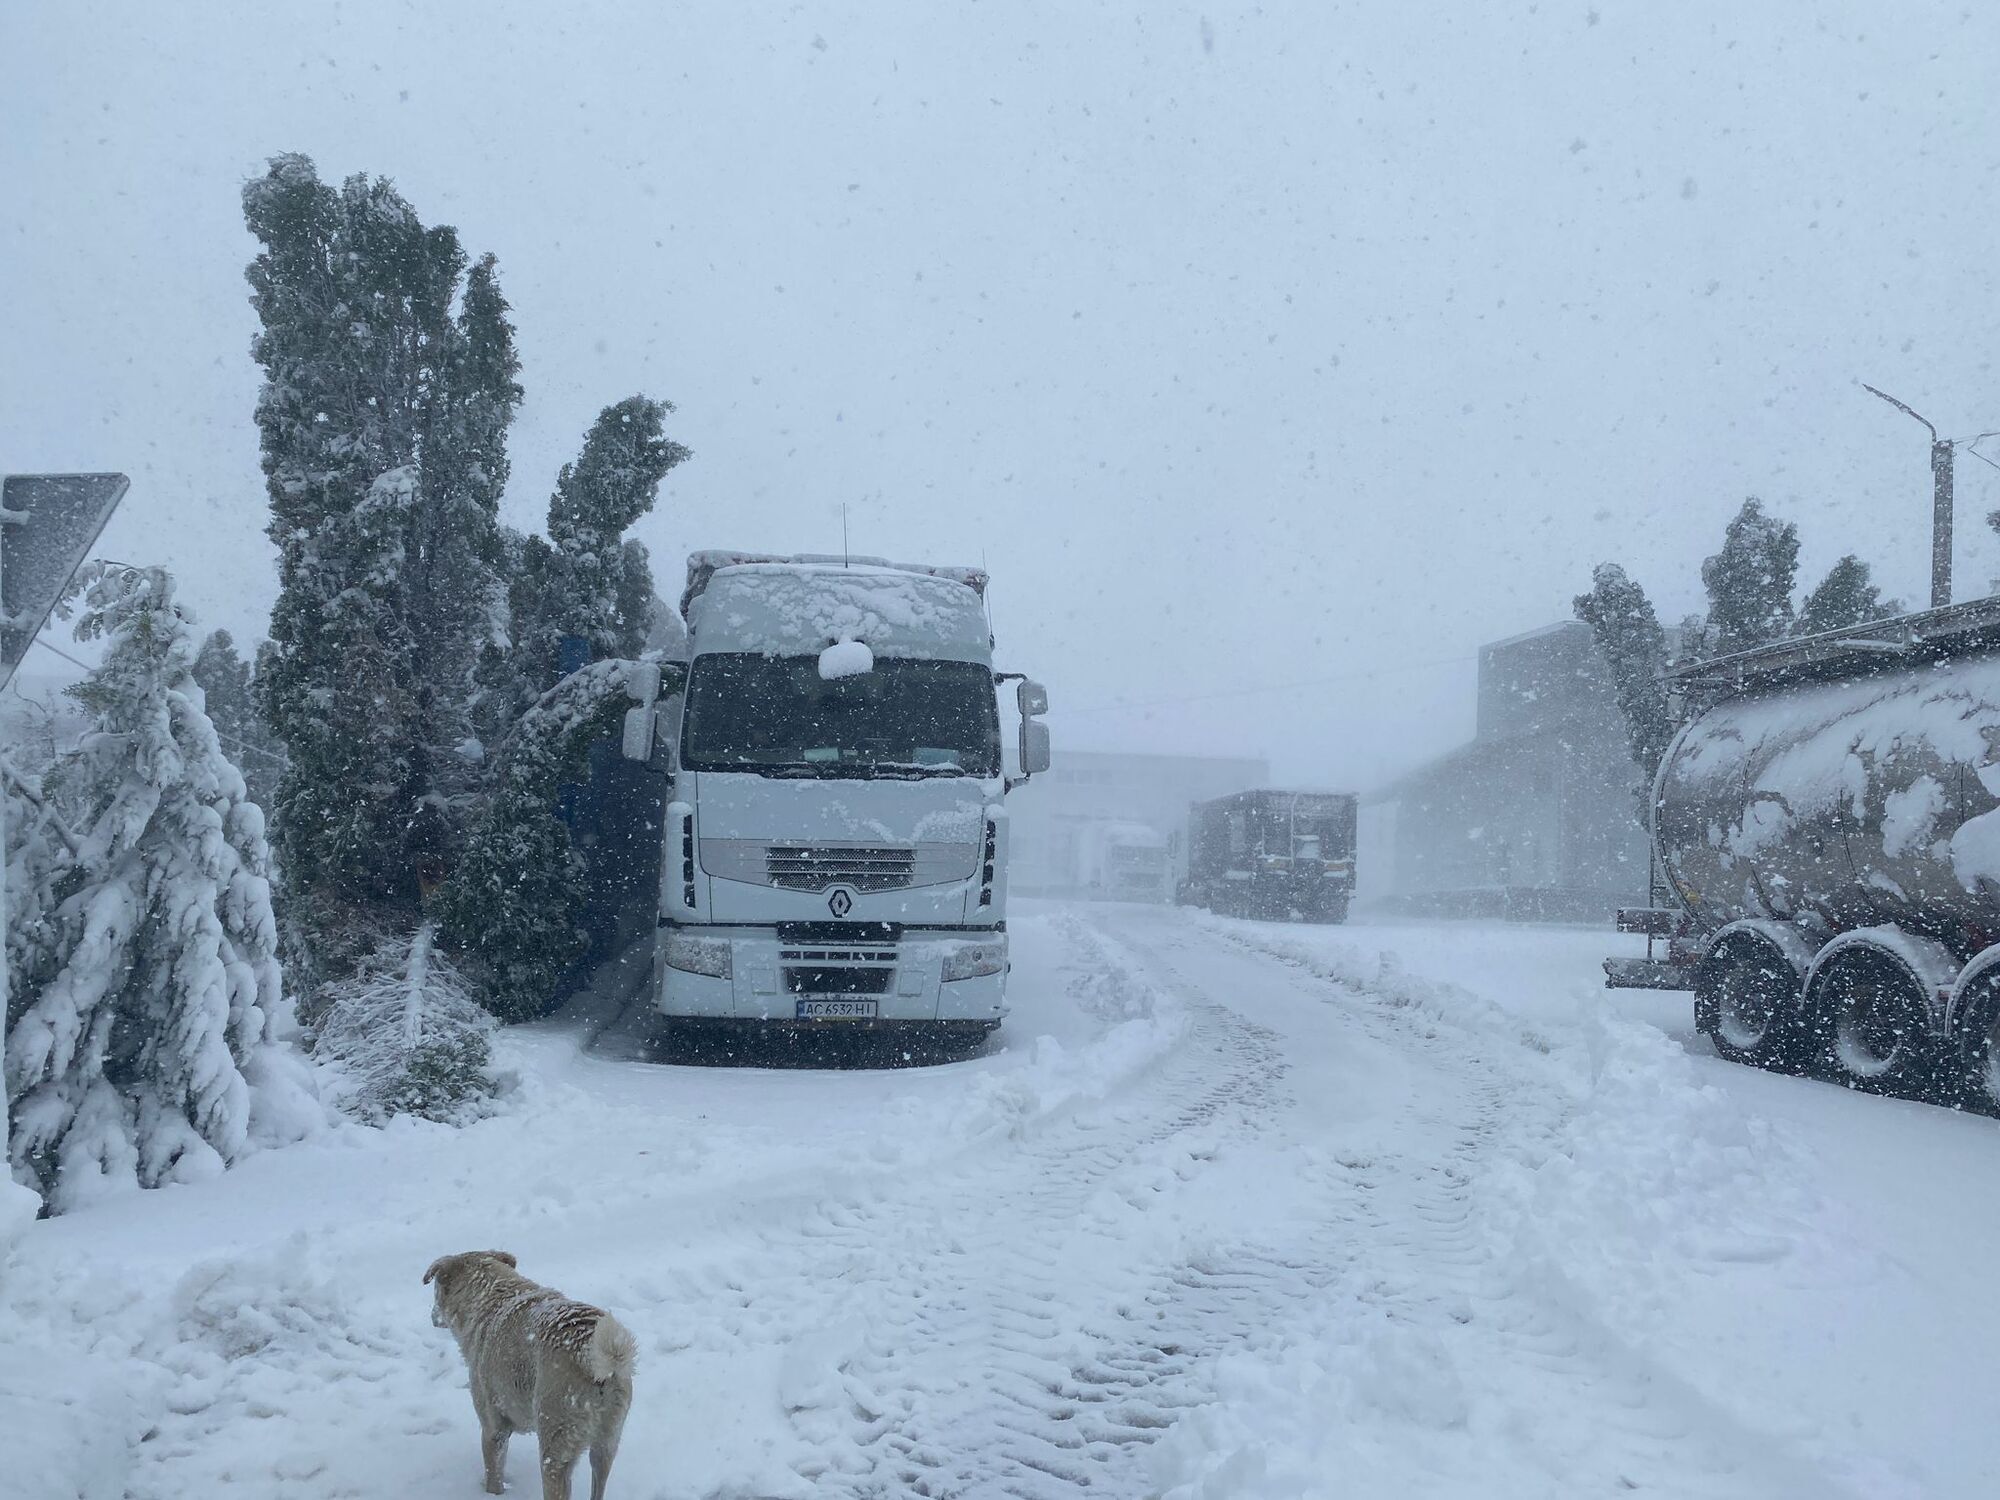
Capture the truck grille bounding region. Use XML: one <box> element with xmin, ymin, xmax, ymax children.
<box><xmin>767</xmin><ymin>845</ymin><xmax>916</xmax><ymax>892</ymax></box>
<box><xmin>700</xmin><ymin>839</ymin><xmax>977</xmax><ymax>892</ymax></box>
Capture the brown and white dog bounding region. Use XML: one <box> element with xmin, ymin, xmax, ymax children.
<box><xmin>424</xmin><ymin>1250</ymin><xmax>637</xmax><ymax>1500</ymax></box>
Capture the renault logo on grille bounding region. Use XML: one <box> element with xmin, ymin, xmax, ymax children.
<box><xmin>826</xmin><ymin>886</ymin><xmax>856</xmax><ymax>918</ymax></box>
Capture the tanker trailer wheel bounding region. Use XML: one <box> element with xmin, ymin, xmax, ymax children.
<box><xmin>1812</xmin><ymin>946</ymin><xmax>1942</xmax><ymax>1096</ymax></box>
<box><xmin>1949</xmin><ymin>974</ymin><xmax>2000</xmax><ymax>1116</ymax></box>
<box><xmin>1696</xmin><ymin>937</ymin><xmax>1804</xmax><ymax>1072</ymax></box>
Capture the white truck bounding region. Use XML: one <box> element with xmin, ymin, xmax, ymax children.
<box><xmin>622</xmin><ymin>552</ymin><xmax>1049</xmax><ymax>1057</ymax></box>
<box><xmin>1079</xmin><ymin>821</ymin><xmax>1173</xmax><ymax>903</ymax></box>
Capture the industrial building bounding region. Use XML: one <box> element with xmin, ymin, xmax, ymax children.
<box><xmin>1363</xmin><ymin>620</ymin><xmax>1649</xmax><ymax>921</ymax></box>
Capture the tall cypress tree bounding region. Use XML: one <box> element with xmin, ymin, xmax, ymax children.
<box><xmin>434</xmin><ymin>660</ymin><xmax>636</xmax><ymax>1020</ymax></box>
<box><xmin>1573</xmin><ymin>563</ymin><xmax>1675</xmax><ymax>800</ymax></box>
<box><xmin>415</xmin><ymin>253</ymin><xmax>521</xmax><ymax>779</ymax></box>
<box><xmin>242</xmin><ymin>155</ymin><xmax>520</xmax><ymax>971</ymax></box>
<box><xmin>508</xmin><ymin>397</ymin><xmax>690</xmax><ymax>707</ymax></box>
<box><xmin>1700</xmin><ymin>498</ymin><xmax>1799</xmax><ymax>655</ymax></box>
<box><xmin>1798</xmin><ymin>554</ymin><xmax>1896</xmax><ymax>635</ymax></box>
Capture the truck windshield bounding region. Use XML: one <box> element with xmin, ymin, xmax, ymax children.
<box><xmin>682</xmin><ymin>653</ymin><xmax>1001</xmax><ymax>778</ymax></box>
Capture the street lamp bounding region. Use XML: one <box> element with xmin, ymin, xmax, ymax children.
<box><xmin>1860</xmin><ymin>386</ymin><xmax>2000</xmax><ymax>610</ymax></box>
<box><xmin>1861</xmin><ymin>384</ymin><xmax>1958</xmax><ymax>610</ymax></box>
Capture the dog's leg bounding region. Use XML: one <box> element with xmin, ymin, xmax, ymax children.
<box><xmin>587</xmin><ymin>1441</ymin><xmax>617</xmax><ymax>1500</ymax></box>
<box><xmin>481</xmin><ymin>1419</ymin><xmax>512</xmax><ymax>1495</ymax></box>
<box><xmin>540</xmin><ymin>1440</ymin><xmax>580</xmax><ymax>1500</ymax></box>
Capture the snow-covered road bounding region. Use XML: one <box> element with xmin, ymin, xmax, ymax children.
<box><xmin>9</xmin><ymin>904</ymin><xmax>2000</xmax><ymax>1498</ymax></box>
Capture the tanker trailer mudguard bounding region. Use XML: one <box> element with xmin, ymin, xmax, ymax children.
<box><xmin>1603</xmin><ymin>596</ymin><xmax>2000</xmax><ymax>1104</ymax></box>
<box><xmin>626</xmin><ymin>552</ymin><xmax>1049</xmax><ymax>1057</ymax></box>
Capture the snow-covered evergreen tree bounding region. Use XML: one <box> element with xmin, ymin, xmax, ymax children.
<box><xmin>410</xmin><ymin>251</ymin><xmax>522</xmax><ymax>796</ymax></box>
<box><xmin>507</xmin><ymin>398</ymin><xmax>689</xmax><ymax>709</ymax></box>
<box><xmin>1572</xmin><ymin>562</ymin><xmax>1674</xmax><ymax>796</ymax></box>
<box><xmin>314</xmin><ymin>923</ymin><xmax>493</xmax><ymax>1123</ymax></box>
<box><xmin>1798</xmin><ymin>554</ymin><xmax>1898</xmax><ymax>635</ymax></box>
<box><xmin>547</xmin><ymin>397</ymin><xmax>688</xmax><ymax>658</ymax></box>
<box><xmin>191</xmin><ymin>628</ymin><xmax>284</xmax><ymax>810</ymax></box>
<box><xmin>4</xmin><ymin>566</ymin><xmax>321</xmax><ymax>1213</ymax></box>
<box><xmin>242</xmin><ymin>154</ymin><xmax>521</xmax><ymax>978</ymax></box>
<box><xmin>4</xmin><ymin>763</ymin><xmax>77</xmax><ymax>1053</ymax></box>
<box><xmin>1700</xmin><ymin>498</ymin><xmax>1799</xmax><ymax>654</ymax></box>
<box><xmin>435</xmin><ymin>659</ymin><xmax>645</xmax><ymax>1021</ymax></box>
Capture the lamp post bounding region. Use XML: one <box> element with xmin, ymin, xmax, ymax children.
<box><xmin>1861</xmin><ymin>384</ymin><xmax>1957</xmax><ymax>610</ymax></box>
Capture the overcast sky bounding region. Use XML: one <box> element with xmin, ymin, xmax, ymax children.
<box><xmin>7</xmin><ymin>1</ymin><xmax>1999</xmax><ymax>787</ymax></box>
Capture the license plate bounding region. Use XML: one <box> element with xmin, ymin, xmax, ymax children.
<box><xmin>794</xmin><ymin>998</ymin><xmax>879</xmax><ymax>1020</ymax></box>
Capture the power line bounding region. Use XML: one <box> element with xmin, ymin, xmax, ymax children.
<box><xmin>1060</xmin><ymin>651</ymin><xmax>1477</xmax><ymax>716</ymax></box>
<box><xmin>16</xmin><ymin>635</ymin><xmax>292</xmax><ymax>769</ymax></box>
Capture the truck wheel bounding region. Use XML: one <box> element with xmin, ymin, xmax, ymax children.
<box><xmin>1696</xmin><ymin>941</ymin><xmax>1802</xmax><ymax>1071</ymax></box>
<box><xmin>1951</xmin><ymin>979</ymin><xmax>2000</xmax><ymax>1115</ymax></box>
<box><xmin>1814</xmin><ymin>947</ymin><xmax>1941</xmax><ymax>1095</ymax></box>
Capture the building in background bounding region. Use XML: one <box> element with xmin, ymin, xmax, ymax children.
<box><xmin>1010</xmin><ymin>749</ymin><xmax>1269</xmax><ymax>898</ymax></box>
<box><xmin>1362</xmin><ymin>620</ymin><xmax>1648</xmax><ymax>922</ymax></box>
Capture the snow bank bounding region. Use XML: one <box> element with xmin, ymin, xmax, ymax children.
<box><xmin>873</xmin><ymin>916</ymin><xmax>1190</xmax><ymax>1162</ymax></box>
<box><xmin>2</xmin><ymin>1337</ymin><xmax>139</xmax><ymax>1500</ymax></box>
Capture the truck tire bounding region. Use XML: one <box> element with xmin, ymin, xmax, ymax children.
<box><xmin>1951</xmin><ymin>976</ymin><xmax>2000</xmax><ymax>1115</ymax></box>
<box><xmin>1695</xmin><ymin>937</ymin><xmax>1803</xmax><ymax>1072</ymax></box>
<box><xmin>1811</xmin><ymin>946</ymin><xmax>1943</xmax><ymax>1096</ymax></box>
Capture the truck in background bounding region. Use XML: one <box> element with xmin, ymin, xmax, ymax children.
<box><xmin>1078</xmin><ymin>821</ymin><xmax>1173</xmax><ymax>903</ymax></box>
<box><xmin>1175</xmin><ymin>788</ymin><xmax>1357</xmax><ymax>922</ymax></box>
<box><xmin>619</xmin><ymin>551</ymin><xmax>1049</xmax><ymax>1058</ymax></box>
<box><xmin>1606</xmin><ymin>596</ymin><xmax>2000</xmax><ymax>1109</ymax></box>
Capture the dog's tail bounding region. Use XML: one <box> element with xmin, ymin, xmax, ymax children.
<box><xmin>583</xmin><ymin>1313</ymin><xmax>638</xmax><ymax>1384</ymax></box>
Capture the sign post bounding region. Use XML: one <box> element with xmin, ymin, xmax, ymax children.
<box><xmin>0</xmin><ymin>472</ymin><xmax>128</xmax><ymax>1229</ymax></box>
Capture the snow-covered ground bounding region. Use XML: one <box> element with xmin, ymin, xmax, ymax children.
<box><xmin>8</xmin><ymin>903</ymin><xmax>1999</xmax><ymax>1498</ymax></box>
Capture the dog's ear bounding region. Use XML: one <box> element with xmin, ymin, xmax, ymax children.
<box><xmin>490</xmin><ymin>1251</ymin><xmax>518</xmax><ymax>1268</ymax></box>
<box><xmin>422</xmin><ymin>1255</ymin><xmax>453</xmax><ymax>1286</ymax></box>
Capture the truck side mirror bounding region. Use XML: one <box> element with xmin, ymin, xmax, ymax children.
<box><xmin>1019</xmin><ymin>718</ymin><xmax>1051</xmax><ymax>777</ymax></box>
<box><xmin>626</xmin><ymin>660</ymin><xmax>662</xmax><ymax>710</ymax></box>
<box><xmin>1016</xmin><ymin>679</ymin><xmax>1049</xmax><ymax>718</ymax></box>
<box><xmin>619</xmin><ymin>661</ymin><xmax>666</xmax><ymax>763</ymax></box>
<box><xmin>621</xmin><ymin>704</ymin><xmax>655</xmax><ymax>763</ymax></box>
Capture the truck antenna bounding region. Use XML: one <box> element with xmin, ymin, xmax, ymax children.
<box><xmin>841</xmin><ymin>503</ymin><xmax>850</xmax><ymax>568</ymax></box>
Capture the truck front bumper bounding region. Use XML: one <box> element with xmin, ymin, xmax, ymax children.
<box><xmin>656</xmin><ymin>926</ymin><xmax>1009</xmax><ymax>1025</ymax></box>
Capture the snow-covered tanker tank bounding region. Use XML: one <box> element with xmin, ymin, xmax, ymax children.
<box><xmin>1608</xmin><ymin>596</ymin><xmax>2000</xmax><ymax>1108</ymax></box>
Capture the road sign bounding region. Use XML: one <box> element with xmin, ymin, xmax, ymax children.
<box><xmin>0</xmin><ymin>472</ymin><xmax>129</xmax><ymax>690</ymax></box>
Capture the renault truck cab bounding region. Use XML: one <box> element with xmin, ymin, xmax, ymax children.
<box><xmin>646</xmin><ymin>552</ymin><xmax>1048</xmax><ymax>1055</ymax></box>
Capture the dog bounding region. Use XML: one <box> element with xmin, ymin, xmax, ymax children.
<box><xmin>424</xmin><ymin>1250</ymin><xmax>637</xmax><ymax>1500</ymax></box>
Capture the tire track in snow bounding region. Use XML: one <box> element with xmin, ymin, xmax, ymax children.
<box><xmin>628</xmin><ymin>916</ymin><xmax>1312</xmax><ymax>1500</ymax></box>
<box><xmin>1150</xmin><ymin>913</ymin><xmax>1865</xmax><ymax>1500</ymax></box>
<box><xmin>714</xmin><ymin>909</ymin><xmax>1326</xmax><ymax>1498</ymax></box>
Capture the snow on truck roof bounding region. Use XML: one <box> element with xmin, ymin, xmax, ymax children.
<box><xmin>681</xmin><ymin>550</ymin><xmax>986</xmax><ymax>613</ymax></box>
<box><xmin>681</xmin><ymin>552</ymin><xmax>994</xmax><ymax>661</ymax></box>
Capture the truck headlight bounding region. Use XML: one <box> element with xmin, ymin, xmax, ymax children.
<box><xmin>942</xmin><ymin>938</ymin><xmax>1006</xmax><ymax>982</ymax></box>
<box><xmin>664</xmin><ymin>933</ymin><xmax>732</xmax><ymax>979</ymax></box>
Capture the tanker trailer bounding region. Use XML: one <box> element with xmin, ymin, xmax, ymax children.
<box><xmin>1607</xmin><ymin>596</ymin><xmax>2000</xmax><ymax>1107</ymax></box>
